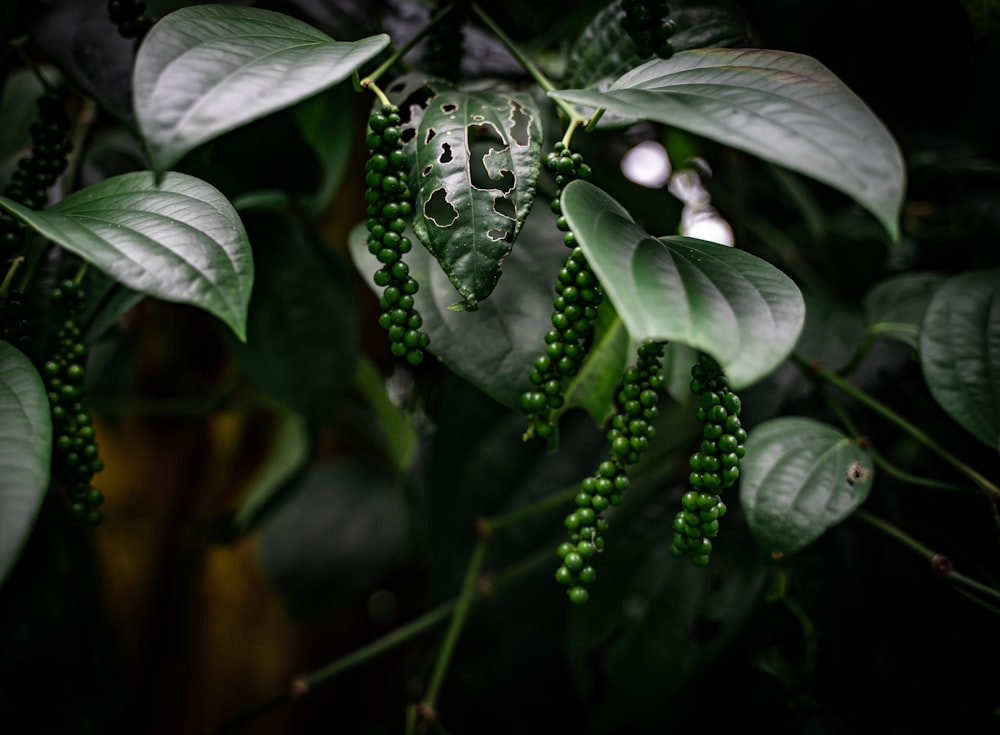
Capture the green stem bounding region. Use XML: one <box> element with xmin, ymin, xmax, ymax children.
<box><xmin>421</xmin><ymin>539</ymin><xmax>488</xmax><ymax>713</ymax></box>
<box><xmin>207</xmin><ymin>601</ymin><xmax>457</xmax><ymax>734</ymax></box>
<box><xmin>821</xmin><ymin>384</ymin><xmax>975</xmax><ymax>494</ymax></box>
<box><xmin>794</xmin><ymin>353</ymin><xmax>1000</xmax><ymax>504</ymax></box>
<box><xmin>478</xmin><ymin>481</ymin><xmax>579</xmax><ymax>536</ymax></box>
<box><xmin>766</xmin><ymin>568</ymin><xmax>817</xmax><ymax>678</ymax></box>
<box><xmin>0</xmin><ymin>256</ymin><xmax>23</xmax><ymax>298</ymax></box>
<box><xmin>854</xmin><ymin>508</ymin><xmax>1000</xmax><ymax>607</ymax></box>
<box><xmin>469</xmin><ymin>2</ymin><xmax>586</xmax><ymax>129</ymax></box>
<box><xmin>204</xmin><ymin>541</ymin><xmax>553</xmax><ymax>734</ymax></box>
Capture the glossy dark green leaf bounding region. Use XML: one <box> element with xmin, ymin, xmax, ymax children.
<box><xmin>133</xmin><ymin>4</ymin><xmax>389</xmax><ymax>173</ymax></box>
<box><xmin>740</xmin><ymin>417</ymin><xmax>874</xmax><ymax>557</ymax></box>
<box><xmin>0</xmin><ymin>340</ymin><xmax>52</xmax><ymax>590</ymax></box>
<box><xmin>0</xmin><ymin>172</ymin><xmax>254</xmax><ymax>340</ymax></box>
<box><xmin>412</xmin><ymin>88</ymin><xmax>543</xmax><ymax>308</ymax></box>
<box><xmin>349</xmin><ymin>198</ymin><xmax>567</xmax><ymax>411</ymax></box>
<box><xmin>552</xmin><ymin>49</ymin><xmax>905</xmax><ymax>240</ymax></box>
<box><xmin>562</xmin><ymin>180</ymin><xmax>804</xmax><ymax>389</ymax></box>
<box><xmin>863</xmin><ymin>271</ymin><xmax>946</xmax><ymax>349</ymax></box>
<box><xmin>919</xmin><ymin>268</ymin><xmax>1000</xmax><ymax>451</ymax></box>
<box><xmin>566</xmin><ymin>0</ymin><xmax>750</xmax><ymax>89</ymax></box>
<box><xmin>226</xmin><ymin>215</ymin><xmax>358</xmax><ymax>423</ymax></box>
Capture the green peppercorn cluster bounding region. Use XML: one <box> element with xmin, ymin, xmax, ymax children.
<box><xmin>42</xmin><ymin>279</ymin><xmax>105</xmax><ymax>525</ymax></box>
<box><xmin>422</xmin><ymin>0</ymin><xmax>467</xmax><ymax>82</ymax></box>
<box><xmin>0</xmin><ymin>86</ymin><xmax>72</xmax><ymax>260</ymax></box>
<box><xmin>365</xmin><ymin>104</ymin><xmax>429</xmax><ymax>367</ymax></box>
<box><xmin>555</xmin><ymin>341</ymin><xmax>666</xmax><ymax>604</ymax></box>
<box><xmin>620</xmin><ymin>0</ymin><xmax>678</xmax><ymax>59</ymax></box>
<box><xmin>670</xmin><ymin>352</ymin><xmax>746</xmax><ymax>566</ymax></box>
<box><xmin>520</xmin><ymin>145</ymin><xmax>602</xmax><ymax>443</ymax></box>
<box><xmin>107</xmin><ymin>0</ymin><xmax>153</xmax><ymax>39</ymax></box>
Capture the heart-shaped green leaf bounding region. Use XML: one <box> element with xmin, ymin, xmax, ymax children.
<box><xmin>412</xmin><ymin>88</ymin><xmax>542</xmax><ymax>308</ymax></box>
<box><xmin>740</xmin><ymin>417</ymin><xmax>874</xmax><ymax>557</ymax></box>
<box><xmin>919</xmin><ymin>268</ymin><xmax>1000</xmax><ymax>452</ymax></box>
<box><xmin>0</xmin><ymin>172</ymin><xmax>254</xmax><ymax>340</ymax></box>
<box><xmin>562</xmin><ymin>180</ymin><xmax>804</xmax><ymax>389</ymax></box>
<box><xmin>0</xmin><ymin>340</ymin><xmax>52</xmax><ymax>590</ymax></box>
<box><xmin>133</xmin><ymin>4</ymin><xmax>389</xmax><ymax>173</ymax></box>
<box><xmin>552</xmin><ymin>49</ymin><xmax>905</xmax><ymax>240</ymax></box>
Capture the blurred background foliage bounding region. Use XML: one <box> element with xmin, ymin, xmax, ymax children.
<box><xmin>1</xmin><ymin>0</ymin><xmax>999</xmax><ymax>733</ymax></box>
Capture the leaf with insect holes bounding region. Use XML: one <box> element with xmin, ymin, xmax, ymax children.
<box><xmin>411</xmin><ymin>87</ymin><xmax>542</xmax><ymax>309</ymax></box>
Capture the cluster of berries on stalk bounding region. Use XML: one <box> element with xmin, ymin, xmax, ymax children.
<box><xmin>555</xmin><ymin>342</ymin><xmax>666</xmax><ymax>604</ymax></box>
<box><xmin>620</xmin><ymin>0</ymin><xmax>678</xmax><ymax>59</ymax></box>
<box><xmin>364</xmin><ymin>104</ymin><xmax>430</xmax><ymax>366</ymax></box>
<box><xmin>0</xmin><ymin>85</ymin><xmax>72</xmax><ymax>260</ymax></box>
<box><xmin>670</xmin><ymin>352</ymin><xmax>746</xmax><ymax>565</ymax></box>
<box><xmin>42</xmin><ymin>279</ymin><xmax>105</xmax><ymax>525</ymax></box>
<box><xmin>520</xmin><ymin>145</ymin><xmax>602</xmax><ymax>443</ymax></box>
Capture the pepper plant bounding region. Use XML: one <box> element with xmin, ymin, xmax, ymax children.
<box><xmin>1</xmin><ymin>0</ymin><xmax>998</xmax><ymax>733</ymax></box>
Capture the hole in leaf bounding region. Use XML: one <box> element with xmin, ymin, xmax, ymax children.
<box><xmin>423</xmin><ymin>165</ymin><xmax>433</xmax><ymax>177</ymax></box>
<box><xmin>472</xmin><ymin>145</ymin><xmax>515</xmax><ymax>192</ymax></box>
<box><xmin>468</xmin><ymin>122</ymin><xmax>503</xmax><ymax>146</ymax></box>
<box><xmin>424</xmin><ymin>187</ymin><xmax>459</xmax><ymax>228</ymax></box>
<box><xmin>507</xmin><ymin>99</ymin><xmax>532</xmax><ymax>146</ymax></box>
<box><xmin>441</xmin><ymin>102</ymin><xmax>458</xmax><ymax>113</ymax></box>
<box><xmin>439</xmin><ymin>143</ymin><xmax>453</xmax><ymax>164</ymax></box>
<box><xmin>493</xmin><ymin>195</ymin><xmax>515</xmax><ymax>220</ymax></box>
<box><xmin>487</xmin><ymin>228</ymin><xmax>510</xmax><ymax>241</ymax></box>
<box><xmin>425</xmin><ymin>128</ymin><xmax>436</xmax><ymax>144</ymax></box>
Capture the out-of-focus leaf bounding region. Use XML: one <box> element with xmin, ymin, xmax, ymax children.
<box><xmin>258</xmin><ymin>458</ymin><xmax>409</xmax><ymax>616</ymax></box>
<box><xmin>565</xmin><ymin>0</ymin><xmax>750</xmax><ymax>89</ymax></box>
<box><xmin>225</xmin><ymin>214</ymin><xmax>358</xmax><ymax>423</ymax></box>
<box><xmin>863</xmin><ymin>271</ymin><xmax>946</xmax><ymax>349</ymax></box>
<box><xmin>349</xmin><ymin>198</ymin><xmax>567</xmax><ymax>411</ymax></box>
<box><xmin>919</xmin><ymin>268</ymin><xmax>1000</xmax><ymax>452</ymax></box>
